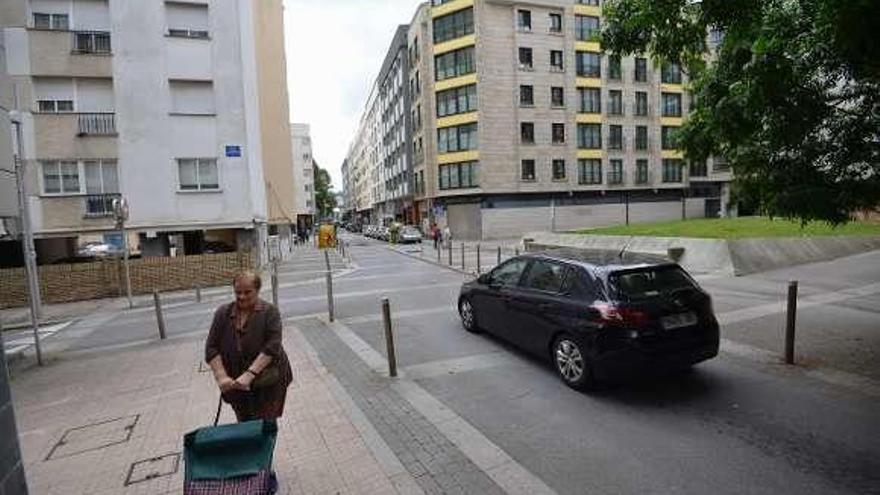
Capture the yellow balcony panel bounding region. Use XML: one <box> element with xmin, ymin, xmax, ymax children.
<box><xmin>660</xmin><ymin>117</ymin><xmax>684</xmax><ymax>126</ymax></box>
<box><xmin>575</xmin><ymin>41</ymin><xmax>601</xmax><ymax>53</ymax></box>
<box><xmin>661</xmin><ymin>83</ymin><xmax>683</xmax><ymax>93</ymax></box>
<box><xmin>576</xmin><ymin>77</ymin><xmax>602</xmax><ymax>88</ymax></box>
<box><xmin>438</xmin><ymin>150</ymin><xmax>479</xmax><ymax>165</ymax></box>
<box><xmin>577</xmin><ymin>149</ymin><xmax>603</xmax><ymax>160</ymax></box>
<box><xmin>432</xmin><ymin>0</ymin><xmax>474</xmax><ymax>18</ymax></box>
<box><xmin>573</xmin><ymin>5</ymin><xmax>602</xmax><ymax>16</ymax></box>
<box><xmin>661</xmin><ymin>150</ymin><xmax>685</xmax><ymax>159</ymax></box>
<box><xmin>434</xmin><ymin>34</ymin><xmax>476</xmax><ymax>55</ymax></box>
<box><xmin>437</xmin><ymin>111</ymin><xmax>477</xmax><ymax>129</ymax></box>
<box><xmin>435</xmin><ymin>73</ymin><xmax>477</xmax><ymax>92</ymax></box>
<box><xmin>576</xmin><ymin>113</ymin><xmax>603</xmax><ymax>124</ymax></box>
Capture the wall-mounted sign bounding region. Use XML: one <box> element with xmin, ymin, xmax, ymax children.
<box><xmin>225</xmin><ymin>145</ymin><xmax>242</xmax><ymax>158</ymax></box>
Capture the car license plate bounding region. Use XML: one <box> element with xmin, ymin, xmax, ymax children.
<box><xmin>661</xmin><ymin>312</ymin><xmax>698</xmax><ymax>330</ymax></box>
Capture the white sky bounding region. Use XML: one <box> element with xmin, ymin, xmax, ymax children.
<box><xmin>283</xmin><ymin>0</ymin><xmax>424</xmax><ymax>191</ymax></box>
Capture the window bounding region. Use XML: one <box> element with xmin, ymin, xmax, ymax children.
<box><xmin>439</xmin><ymin>161</ymin><xmax>479</xmax><ymax>190</ymax></box>
<box><xmin>522</xmin><ymin>261</ymin><xmax>567</xmax><ymax>293</ymax></box>
<box><xmin>518</xmin><ymin>47</ymin><xmax>533</xmax><ymax>69</ymax></box>
<box><xmin>577</xmin><ymin>124</ymin><xmax>602</xmax><ymax>149</ymax></box>
<box><xmin>517</xmin><ymin>10</ymin><xmax>532</xmax><ymax>31</ymax></box>
<box><xmin>551</xmin><ymin>87</ymin><xmax>564</xmax><ymax>107</ymax></box>
<box><xmin>662</xmin><ymin>92</ymin><xmax>682</xmax><ymax>117</ymax></box>
<box><xmin>178</xmin><ymin>158</ymin><xmax>219</xmax><ymax>191</ymax></box>
<box><xmin>550</xmin><ymin>50</ymin><xmax>564</xmax><ymax>71</ymax></box>
<box><xmin>169</xmin><ymin>80</ymin><xmax>215</xmax><ymax>114</ymax></box>
<box><xmin>577</xmin><ymin>0</ymin><xmax>600</xmax><ymax>5</ymax></box>
<box><xmin>575</xmin><ymin>15</ymin><xmax>600</xmax><ymax>41</ymax></box>
<box><xmin>561</xmin><ymin>270</ymin><xmax>597</xmax><ymax>300</ymax></box>
<box><xmin>37</xmin><ymin>100</ymin><xmax>74</xmax><ymax>113</ymax></box>
<box><xmin>609</xmin><ymin>159</ymin><xmax>624</xmax><ymax>184</ymax></box>
<box><xmin>608</xmin><ymin>125</ymin><xmax>623</xmax><ymax>150</ymax></box>
<box><xmin>436</xmin><ymin>84</ymin><xmax>477</xmax><ymax>117</ymax></box>
<box><xmin>41</xmin><ymin>161</ymin><xmax>81</xmax><ymax>194</ymax></box>
<box><xmin>33</xmin><ymin>13</ymin><xmax>68</xmax><ymax>30</ymax></box>
<box><xmin>608</xmin><ymin>90</ymin><xmax>623</xmax><ymax>115</ymax></box>
<box><xmin>608</xmin><ymin>55</ymin><xmax>622</xmax><ymax>80</ymax></box>
<box><xmin>634</xmin><ymin>91</ymin><xmax>648</xmax><ymax>116</ymax></box>
<box><xmin>489</xmin><ymin>259</ymin><xmax>529</xmax><ymax>287</ymax></box>
<box><xmin>521</xmin><ymin>122</ymin><xmax>535</xmax><ymax>144</ymax></box>
<box><xmin>549</xmin><ymin>13</ymin><xmax>563</xmax><ymax>33</ymax></box>
<box><xmin>519</xmin><ymin>85</ymin><xmax>534</xmax><ymax>106</ymax></box>
<box><xmin>636</xmin><ymin>159</ymin><xmax>649</xmax><ymax>184</ymax></box>
<box><xmin>634</xmin><ymin>57</ymin><xmax>648</xmax><ymax>82</ymax></box>
<box><xmin>635</xmin><ymin>126</ymin><xmax>648</xmax><ymax>151</ymax></box>
<box><xmin>435</xmin><ymin>46</ymin><xmax>475</xmax><ymax>81</ymax></box>
<box><xmin>84</xmin><ymin>160</ymin><xmax>119</xmax><ymax>194</ymax></box>
<box><xmin>521</xmin><ymin>159</ymin><xmax>536</xmax><ymax>181</ymax></box>
<box><xmin>661</xmin><ymin>62</ymin><xmax>682</xmax><ymax>84</ymax></box>
<box><xmin>578</xmin><ymin>88</ymin><xmax>601</xmax><ymax>113</ymax></box>
<box><xmin>552</xmin><ymin>123</ymin><xmax>565</xmax><ymax>144</ymax></box>
<box><xmin>74</xmin><ymin>32</ymin><xmax>112</xmax><ymax>54</ymax></box>
<box><xmin>576</xmin><ymin>52</ymin><xmax>601</xmax><ymax>77</ymax></box>
<box><xmin>552</xmin><ymin>159</ymin><xmax>566</xmax><ymax>180</ymax></box>
<box><xmin>437</xmin><ymin>123</ymin><xmax>478</xmax><ymax>153</ymax></box>
<box><xmin>662</xmin><ymin>159</ymin><xmax>684</xmax><ymax>182</ymax></box>
<box><xmin>661</xmin><ymin>126</ymin><xmax>680</xmax><ymax>150</ymax></box>
<box><xmin>433</xmin><ymin>8</ymin><xmax>474</xmax><ymax>43</ymax></box>
<box><xmin>166</xmin><ymin>2</ymin><xmax>209</xmax><ymax>38</ymax></box>
<box><xmin>578</xmin><ymin>159</ymin><xmax>602</xmax><ymax>185</ymax></box>
<box><xmin>690</xmin><ymin>160</ymin><xmax>708</xmax><ymax>177</ymax></box>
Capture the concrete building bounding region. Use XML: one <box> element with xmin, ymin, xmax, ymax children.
<box><xmin>345</xmin><ymin>84</ymin><xmax>380</xmax><ymax>227</ymax></box>
<box><xmin>290</xmin><ymin>123</ymin><xmax>316</xmax><ymax>234</ymax></box>
<box><xmin>1</xmin><ymin>0</ymin><xmax>296</xmax><ymax>264</ymax></box>
<box><xmin>344</xmin><ymin>0</ymin><xmax>733</xmax><ymax>239</ymax></box>
<box><xmin>1</xmin><ymin>34</ymin><xmax>18</xmax><ymax>231</ymax></box>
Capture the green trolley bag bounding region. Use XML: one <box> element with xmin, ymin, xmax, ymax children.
<box><xmin>183</xmin><ymin>407</ymin><xmax>278</xmax><ymax>495</ymax></box>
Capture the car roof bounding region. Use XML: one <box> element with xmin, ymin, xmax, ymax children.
<box><xmin>521</xmin><ymin>248</ymin><xmax>678</xmax><ymax>275</ymax></box>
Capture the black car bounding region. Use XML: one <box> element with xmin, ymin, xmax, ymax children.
<box><xmin>457</xmin><ymin>251</ymin><xmax>719</xmax><ymax>390</ymax></box>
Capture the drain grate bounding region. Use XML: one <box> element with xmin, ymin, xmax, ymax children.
<box><xmin>125</xmin><ymin>452</ymin><xmax>180</xmax><ymax>486</ymax></box>
<box><xmin>45</xmin><ymin>415</ymin><xmax>139</xmax><ymax>461</ymax></box>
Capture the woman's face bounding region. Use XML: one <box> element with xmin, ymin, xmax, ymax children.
<box><xmin>234</xmin><ymin>278</ymin><xmax>259</xmax><ymax>311</ymax></box>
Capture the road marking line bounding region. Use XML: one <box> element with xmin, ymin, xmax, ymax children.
<box><xmin>276</xmin><ymin>282</ymin><xmax>462</xmax><ymax>306</ymax></box>
<box><xmin>342</xmin><ymin>306</ymin><xmax>453</xmax><ymax>325</ymax></box>
<box><xmin>322</xmin><ymin>316</ymin><xmax>559</xmax><ymax>495</ymax></box>
<box><xmin>402</xmin><ymin>352</ymin><xmax>518</xmax><ymax>380</ymax></box>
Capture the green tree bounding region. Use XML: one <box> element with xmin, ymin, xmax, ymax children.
<box><xmin>313</xmin><ymin>162</ymin><xmax>336</xmax><ymax>219</ymax></box>
<box><xmin>602</xmin><ymin>0</ymin><xmax>880</xmax><ymax>224</ymax></box>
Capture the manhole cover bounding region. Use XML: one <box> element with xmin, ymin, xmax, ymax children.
<box><xmin>125</xmin><ymin>452</ymin><xmax>180</xmax><ymax>486</ymax></box>
<box><xmin>46</xmin><ymin>415</ymin><xmax>139</xmax><ymax>461</ymax></box>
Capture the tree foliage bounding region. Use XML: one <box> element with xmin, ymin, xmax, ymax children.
<box><xmin>313</xmin><ymin>162</ymin><xmax>336</xmax><ymax>219</ymax></box>
<box><xmin>602</xmin><ymin>0</ymin><xmax>880</xmax><ymax>224</ymax></box>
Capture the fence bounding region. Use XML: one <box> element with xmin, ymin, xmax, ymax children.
<box><xmin>0</xmin><ymin>251</ymin><xmax>253</xmax><ymax>309</ymax></box>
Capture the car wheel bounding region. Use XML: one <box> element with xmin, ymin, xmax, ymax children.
<box><xmin>552</xmin><ymin>335</ymin><xmax>594</xmax><ymax>390</ymax></box>
<box><xmin>458</xmin><ymin>298</ymin><xmax>480</xmax><ymax>333</ymax></box>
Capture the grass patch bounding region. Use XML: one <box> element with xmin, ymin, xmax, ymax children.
<box><xmin>574</xmin><ymin>217</ymin><xmax>880</xmax><ymax>239</ymax></box>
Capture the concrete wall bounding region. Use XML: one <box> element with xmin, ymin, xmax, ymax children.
<box><xmin>0</xmin><ymin>332</ymin><xmax>28</xmax><ymax>495</ymax></box>
<box><xmin>0</xmin><ymin>36</ymin><xmax>17</xmax><ymax>219</ymax></box>
<box><xmin>728</xmin><ymin>236</ymin><xmax>880</xmax><ymax>275</ymax></box>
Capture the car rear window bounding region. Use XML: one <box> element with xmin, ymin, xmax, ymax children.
<box><xmin>610</xmin><ymin>266</ymin><xmax>697</xmax><ymax>301</ymax></box>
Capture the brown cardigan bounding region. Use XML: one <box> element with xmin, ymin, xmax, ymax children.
<box><xmin>205</xmin><ymin>300</ymin><xmax>293</xmax><ymax>392</ymax></box>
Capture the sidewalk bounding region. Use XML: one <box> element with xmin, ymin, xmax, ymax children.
<box><xmin>9</xmin><ymin>323</ymin><xmax>402</xmax><ymax>495</ymax></box>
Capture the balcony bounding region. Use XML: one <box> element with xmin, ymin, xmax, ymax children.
<box><xmin>84</xmin><ymin>193</ymin><xmax>121</xmax><ymax>218</ymax></box>
<box><xmin>28</xmin><ymin>28</ymin><xmax>112</xmax><ymax>77</ymax></box>
<box><xmin>72</xmin><ymin>31</ymin><xmax>111</xmax><ymax>55</ymax></box>
<box><xmin>77</xmin><ymin>113</ymin><xmax>116</xmax><ymax>136</ymax></box>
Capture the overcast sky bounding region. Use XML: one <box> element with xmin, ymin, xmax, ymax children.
<box><xmin>283</xmin><ymin>0</ymin><xmax>424</xmax><ymax>191</ymax></box>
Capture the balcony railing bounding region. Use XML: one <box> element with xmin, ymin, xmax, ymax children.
<box><xmin>84</xmin><ymin>193</ymin><xmax>121</xmax><ymax>218</ymax></box>
<box><xmin>72</xmin><ymin>31</ymin><xmax>111</xmax><ymax>54</ymax></box>
<box><xmin>77</xmin><ymin>113</ymin><xmax>116</xmax><ymax>136</ymax></box>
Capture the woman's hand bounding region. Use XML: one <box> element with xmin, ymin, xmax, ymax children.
<box><xmin>217</xmin><ymin>376</ymin><xmax>236</xmax><ymax>394</ymax></box>
<box><xmin>234</xmin><ymin>372</ymin><xmax>255</xmax><ymax>391</ymax></box>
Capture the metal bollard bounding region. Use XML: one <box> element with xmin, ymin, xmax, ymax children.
<box><xmin>436</xmin><ymin>243</ymin><xmax>441</xmax><ymax>263</ymax></box>
<box><xmin>497</xmin><ymin>246</ymin><xmax>502</xmax><ymax>265</ymax></box>
<box><xmin>381</xmin><ymin>297</ymin><xmax>398</xmax><ymax>377</ymax></box>
<box><xmin>326</xmin><ymin>270</ymin><xmax>335</xmax><ymax>322</ymax></box>
<box><xmin>785</xmin><ymin>281</ymin><xmax>798</xmax><ymax>364</ymax></box>
<box><xmin>324</xmin><ymin>249</ymin><xmax>331</xmax><ymax>272</ymax></box>
<box><xmin>515</xmin><ymin>247</ymin><xmax>520</xmax><ymax>256</ymax></box>
<box><xmin>153</xmin><ymin>290</ymin><xmax>166</xmax><ymax>340</ymax></box>
<box><xmin>476</xmin><ymin>244</ymin><xmax>481</xmax><ymax>274</ymax></box>
<box><xmin>271</xmin><ymin>263</ymin><xmax>279</xmax><ymax>308</ymax></box>
<box><xmin>448</xmin><ymin>242</ymin><xmax>453</xmax><ymax>266</ymax></box>
<box><xmin>195</xmin><ymin>283</ymin><xmax>202</xmax><ymax>303</ymax></box>
<box><xmin>461</xmin><ymin>243</ymin><xmax>465</xmax><ymax>270</ymax></box>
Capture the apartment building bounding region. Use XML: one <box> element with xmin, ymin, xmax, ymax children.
<box><xmin>290</xmin><ymin>123</ymin><xmax>316</xmax><ymax>233</ymax></box>
<box><xmin>346</xmin><ymin>83</ymin><xmax>380</xmax><ymax>226</ymax></box>
<box><xmin>1</xmin><ymin>37</ymin><xmax>18</xmax><ymax>246</ymax></box>
<box><xmin>345</xmin><ymin>0</ymin><xmax>733</xmax><ymax>239</ymax></box>
<box><xmin>0</xmin><ymin>0</ymin><xmax>296</xmax><ymax>264</ymax></box>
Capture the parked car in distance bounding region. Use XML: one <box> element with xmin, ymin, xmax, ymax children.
<box><xmin>76</xmin><ymin>242</ymin><xmax>124</xmax><ymax>258</ymax></box>
<box><xmin>203</xmin><ymin>241</ymin><xmax>235</xmax><ymax>254</ymax></box>
<box><xmin>457</xmin><ymin>250</ymin><xmax>719</xmax><ymax>390</ymax></box>
<box><xmin>399</xmin><ymin>226</ymin><xmax>423</xmax><ymax>244</ymax></box>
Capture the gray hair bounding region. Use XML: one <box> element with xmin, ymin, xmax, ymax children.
<box><xmin>233</xmin><ymin>270</ymin><xmax>262</xmax><ymax>291</ymax></box>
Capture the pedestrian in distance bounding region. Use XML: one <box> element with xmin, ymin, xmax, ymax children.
<box><xmin>443</xmin><ymin>225</ymin><xmax>452</xmax><ymax>248</ymax></box>
<box><xmin>205</xmin><ymin>271</ymin><xmax>293</xmax><ymax>422</ymax></box>
<box><xmin>432</xmin><ymin>224</ymin><xmax>440</xmax><ymax>250</ymax></box>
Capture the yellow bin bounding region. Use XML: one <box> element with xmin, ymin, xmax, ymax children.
<box><xmin>318</xmin><ymin>224</ymin><xmax>337</xmax><ymax>249</ymax></box>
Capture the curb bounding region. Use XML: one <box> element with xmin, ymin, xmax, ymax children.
<box><xmin>384</xmin><ymin>245</ymin><xmax>478</xmax><ymax>277</ymax></box>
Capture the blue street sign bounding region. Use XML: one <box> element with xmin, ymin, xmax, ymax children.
<box><xmin>225</xmin><ymin>145</ymin><xmax>242</xmax><ymax>157</ymax></box>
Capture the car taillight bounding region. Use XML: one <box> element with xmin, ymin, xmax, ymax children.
<box><xmin>592</xmin><ymin>303</ymin><xmax>651</xmax><ymax>328</ymax></box>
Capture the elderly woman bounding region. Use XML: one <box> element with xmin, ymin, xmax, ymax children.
<box><xmin>205</xmin><ymin>271</ymin><xmax>292</xmax><ymax>422</ymax></box>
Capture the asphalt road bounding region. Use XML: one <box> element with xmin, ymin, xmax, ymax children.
<box><xmin>20</xmin><ymin>234</ymin><xmax>880</xmax><ymax>494</ymax></box>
